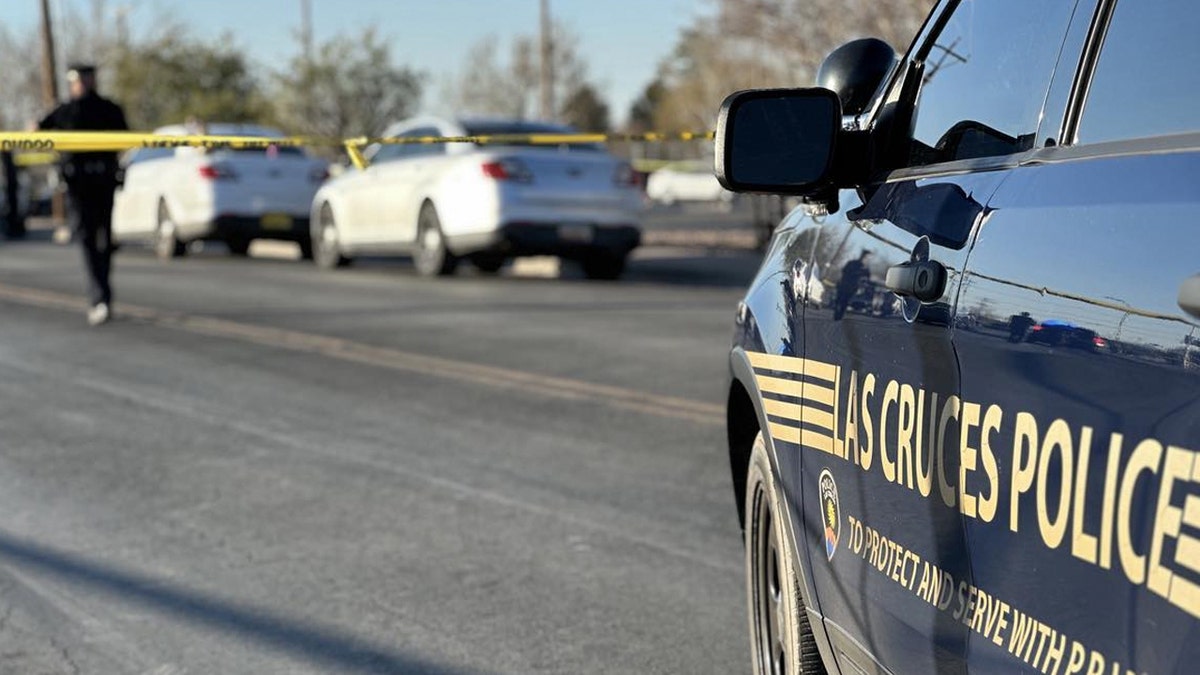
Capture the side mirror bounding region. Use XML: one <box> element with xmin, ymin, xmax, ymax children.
<box><xmin>1179</xmin><ymin>274</ymin><xmax>1200</xmax><ymax>321</ymax></box>
<box><xmin>714</xmin><ymin>88</ymin><xmax>841</xmax><ymax>196</ymax></box>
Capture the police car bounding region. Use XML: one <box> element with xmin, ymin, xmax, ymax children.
<box><xmin>719</xmin><ymin>1</ymin><xmax>1200</xmax><ymax>674</ymax></box>
<box><xmin>309</xmin><ymin>117</ymin><xmax>642</xmax><ymax>279</ymax></box>
<box><xmin>112</xmin><ymin>124</ymin><xmax>329</xmax><ymax>260</ymax></box>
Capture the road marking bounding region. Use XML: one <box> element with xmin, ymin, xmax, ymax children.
<box><xmin>0</xmin><ymin>282</ymin><xmax>723</xmax><ymax>426</ymax></box>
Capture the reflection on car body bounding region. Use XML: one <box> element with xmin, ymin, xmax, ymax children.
<box><xmin>719</xmin><ymin>1</ymin><xmax>1200</xmax><ymax>674</ymax></box>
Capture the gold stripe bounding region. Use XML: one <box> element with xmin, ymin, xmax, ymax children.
<box><xmin>756</xmin><ymin>375</ymin><xmax>799</xmax><ymax>398</ymax></box>
<box><xmin>768</xmin><ymin>423</ymin><xmax>837</xmax><ymax>453</ymax></box>
<box><xmin>801</xmin><ymin>406</ymin><xmax>835</xmax><ymax>432</ymax></box>
<box><xmin>768</xmin><ymin>422</ymin><xmax>801</xmax><ymax>445</ymax></box>
<box><xmin>762</xmin><ymin>400</ymin><xmax>836</xmax><ymax>433</ymax></box>
<box><xmin>803</xmin><ymin>383</ymin><xmax>836</xmax><ymax>407</ymax></box>
<box><xmin>747</xmin><ymin>351</ymin><xmax>804</xmax><ymax>375</ymax></box>
<box><xmin>803</xmin><ymin>359</ymin><xmax>839</xmax><ymax>383</ymax></box>
<box><xmin>800</xmin><ymin>429</ymin><xmax>835</xmax><ymax>453</ymax></box>
<box><xmin>763</xmin><ymin>398</ymin><xmax>802</xmax><ymax>421</ymax></box>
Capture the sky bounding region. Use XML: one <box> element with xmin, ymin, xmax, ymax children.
<box><xmin>4</xmin><ymin>0</ymin><xmax>705</xmax><ymax>126</ymax></box>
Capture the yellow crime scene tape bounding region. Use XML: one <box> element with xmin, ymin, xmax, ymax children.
<box><xmin>0</xmin><ymin>130</ymin><xmax>715</xmax><ymax>171</ymax></box>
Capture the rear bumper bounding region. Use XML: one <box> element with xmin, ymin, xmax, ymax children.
<box><xmin>209</xmin><ymin>214</ymin><xmax>312</xmax><ymax>242</ymax></box>
<box><xmin>451</xmin><ymin>222</ymin><xmax>641</xmax><ymax>259</ymax></box>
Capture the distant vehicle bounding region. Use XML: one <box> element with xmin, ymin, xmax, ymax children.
<box><xmin>112</xmin><ymin>124</ymin><xmax>329</xmax><ymax>260</ymax></box>
<box><xmin>310</xmin><ymin>117</ymin><xmax>642</xmax><ymax>279</ymax></box>
<box><xmin>1026</xmin><ymin>319</ymin><xmax>1107</xmax><ymax>351</ymax></box>
<box><xmin>645</xmin><ymin>160</ymin><xmax>734</xmax><ymax>206</ymax></box>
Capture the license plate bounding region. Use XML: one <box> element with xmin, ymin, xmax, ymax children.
<box><xmin>261</xmin><ymin>213</ymin><xmax>293</xmax><ymax>230</ymax></box>
<box><xmin>558</xmin><ymin>224</ymin><xmax>594</xmax><ymax>243</ymax></box>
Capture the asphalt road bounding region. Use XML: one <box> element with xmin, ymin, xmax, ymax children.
<box><xmin>0</xmin><ymin>224</ymin><xmax>760</xmax><ymax>674</ymax></box>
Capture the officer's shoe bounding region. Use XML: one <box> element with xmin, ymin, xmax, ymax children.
<box><xmin>87</xmin><ymin>303</ymin><xmax>111</xmax><ymax>327</ymax></box>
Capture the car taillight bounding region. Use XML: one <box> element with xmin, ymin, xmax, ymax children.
<box><xmin>613</xmin><ymin>163</ymin><xmax>639</xmax><ymax>187</ymax></box>
<box><xmin>199</xmin><ymin>164</ymin><xmax>237</xmax><ymax>181</ymax></box>
<box><xmin>1093</xmin><ymin>336</ymin><xmax>1107</xmax><ymax>347</ymax></box>
<box><xmin>481</xmin><ymin>159</ymin><xmax>533</xmax><ymax>183</ymax></box>
<box><xmin>1031</xmin><ymin>325</ymin><xmax>1043</xmax><ymax>331</ymax></box>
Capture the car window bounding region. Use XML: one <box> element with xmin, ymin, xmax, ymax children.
<box><xmin>1076</xmin><ymin>0</ymin><xmax>1200</xmax><ymax>144</ymax></box>
<box><xmin>403</xmin><ymin>127</ymin><xmax>445</xmax><ymax>158</ymax></box>
<box><xmin>125</xmin><ymin>147</ymin><xmax>173</xmax><ymax>165</ymax></box>
<box><xmin>906</xmin><ymin>0</ymin><xmax>1078</xmax><ymax>167</ymax></box>
<box><xmin>372</xmin><ymin>142</ymin><xmax>409</xmax><ymax>163</ymax></box>
<box><xmin>374</xmin><ymin>126</ymin><xmax>443</xmax><ymax>162</ymax></box>
<box><xmin>225</xmin><ymin>146</ymin><xmax>305</xmax><ymax>157</ymax></box>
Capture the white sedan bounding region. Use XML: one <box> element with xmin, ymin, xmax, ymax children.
<box><xmin>646</xmin><ymin>160</ymin><xmax>735</xmax><ymax>206</ymax></box>
<box><xmin>113</xmin><ymin>123</ymin><xmax>329</xmax><ymax>260</ymax></box>
<box><xmin>310</xmin><ymin>117</ymin><xmax>643</xmax><ymax>279</ymax></box>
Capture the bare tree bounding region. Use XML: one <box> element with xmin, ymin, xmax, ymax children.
<box><xmin>0</xmin><ymin>26</ymin><xmax>44</xmax><ymax>128</ymax></box>
<box><xmin>643</xmin><ymin>0</ymin><xmax>934</xmax><ymax>133</ymax></box>
<box><xmin>274</xmin><ymin>29</ymin><xmax>424</xmax><ymax>141</ymax></box>
<box><xmin>447</xmin><ymin>21</ymin><xmax>600</xmax><ymax>124</ymax></box>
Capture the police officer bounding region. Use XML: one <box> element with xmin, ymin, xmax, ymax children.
<box><xmin>36</xmin><ymin>63</ymin><xmax>128</xmax><ymax>326</ymax></box>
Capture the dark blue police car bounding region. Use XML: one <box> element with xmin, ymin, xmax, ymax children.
<box><xmin>719</xmin><ymin>1</ymin><xmax>1200</xmax><ymax>673</ymax></box>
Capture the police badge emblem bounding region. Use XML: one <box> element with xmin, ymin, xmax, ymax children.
<box><xmin>819</xmin><ymin>469</ymin><xmax>840</xmax><ymax>560</ymax></box>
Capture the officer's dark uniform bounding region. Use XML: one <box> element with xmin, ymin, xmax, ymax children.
<box><xmin>1</xmin><ymin>150</ymin><xmax>22</xmax><ymax>239</ymax></box>
<box><xmin>38</xmin><ymin>65</ymin><xmax>128</xmax><ymax>312</ymax></box>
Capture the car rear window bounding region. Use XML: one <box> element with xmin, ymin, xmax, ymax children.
<box><xmin>225</xmin><ymin>146</ymin><xmax>306</xmax><ymax>157</ymax></box>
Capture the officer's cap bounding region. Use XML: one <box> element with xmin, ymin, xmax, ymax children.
<box><xmin>66</xmin><ymin>63</ymin><xmax>97</xmax><ymax>81</ymax></box>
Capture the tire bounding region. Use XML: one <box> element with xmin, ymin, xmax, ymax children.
<box><xmin>313</xmin><ymin>203</ymin><xmax>350</xmax><ymax>270</ymax></box>
<box><xmin>155</xmin><ymin>201</ymin><xmax>186</xmax><ymax>261</ymax></box>
<box><xmin>745</xmin><ymin>433</ymin><xmax>827</xmax><ymax>675</ymax></box>
<box><xmin>470</xmin><ymin>254</ymin><xmax>506</xmax><ymax>274</ymax></box>
<box><xmin>581</xmin><ymin>252</ymin><xmax>627</xmax><ymax>280</ymax></box>
<box><xmin>227</xmin><ymin>238</ymin><xmax>250</xmax><ymax>257</ymax></box>
<box><xmin>413</xmin><ymin>203</ymin><xmax>458</xmax><ymax>277</ymax></box>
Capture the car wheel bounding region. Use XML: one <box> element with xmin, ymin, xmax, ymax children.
<box><xmin>746</xmin><ymin>432</ymin><xmax>827</xmax><ymax>675</ymax></box>
<box><xmin>298</xmin><ymin>236</ymin><xmax>314</xmax><ymax>261</ymax></box>
<box><xmin>155</xmin><ymin>201</ymin><xmax>186</xmax><ymax>261</ymax></box>
<box><xmin>227</xmin><ymin>238</ymin><xmax>250</xmax><ymax>257</ymax></box>
<box><xmin>470</xmin><ymin>254</ymin><xmax>506</xmax><ymax>274</ymax></box>
<box><xmin>414</xmin><ymin>203</ymin><xmax>458</xmax><ymax>277</ymax></box>
<box><xmin>581</xmin><ymin>252</ymin><xmax>627</xmax><ymax>280</ymax></box>
<box><xmin>314</xmin><ymin>204</ymin><xmax>350</xmax><ymax>270</ymax></box>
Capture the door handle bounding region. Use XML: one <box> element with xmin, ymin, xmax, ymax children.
<box><xmin>885</xmin><ymin>260</ymin><xmax>947</xmax><ymax>303</ymax></box>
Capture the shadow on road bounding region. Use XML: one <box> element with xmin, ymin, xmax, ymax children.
<box><xmin>0</xmin><ymin>530</ymin><xmax>488</xmax><ymax>675</ymax></box>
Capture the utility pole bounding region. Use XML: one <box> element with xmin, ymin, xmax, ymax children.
<box><xmin>39</xmin><ymin>0</ymin><xmax>66</xmax><ymax>229</ymax></box>
<box><xmin>300</xmin><ymin>0</ymin><xmax>313</xmax><ymax>65</ymax></box>
<box><xmin>39</xmin><ymin>0</ymin><xmax>59</xmax><ymax>108</ymax></box>
<box><xmin>539</xmin><ymin>0</ymin><xmax>554</xmax><ymax>121</ymax></box>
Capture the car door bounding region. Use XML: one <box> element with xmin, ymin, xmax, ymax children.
<box><xmin>370</xmin><ymin>126</ymin><xmax>443</xmax><ymax>248</ymax></box>
<box><xmin>782</xmin><ymin>2</ymin><xmax>1084</xmax><ymax>673</ymax></box>
<box><xmin>954</xmin><ymin>1</ymin><xmax>1200</xmax><ymax>672</ymax></box>
<box><xmin>344</xmin><ymin>140</ymin><xmax>412</xmax><ymax>247</ymax></box>
<box><xmin>112</xmin><ymin>147</ymin><xmax>172</xmax><ymax>239</ymax></box>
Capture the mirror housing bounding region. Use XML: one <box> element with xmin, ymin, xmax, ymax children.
<box><xmin>817</xmin><ymin>38</ymin><xmax>896</xmax><ymax>116</ymax></box>
<box><xmin>714</xmin><ymin>88</ymin><xmax>842</xmax><ymax>196</ymax></box>
<box><xmin>1179</xmin><ymin>274</ymin><xmax>1200</xmax><ymax>321</ymax></box>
